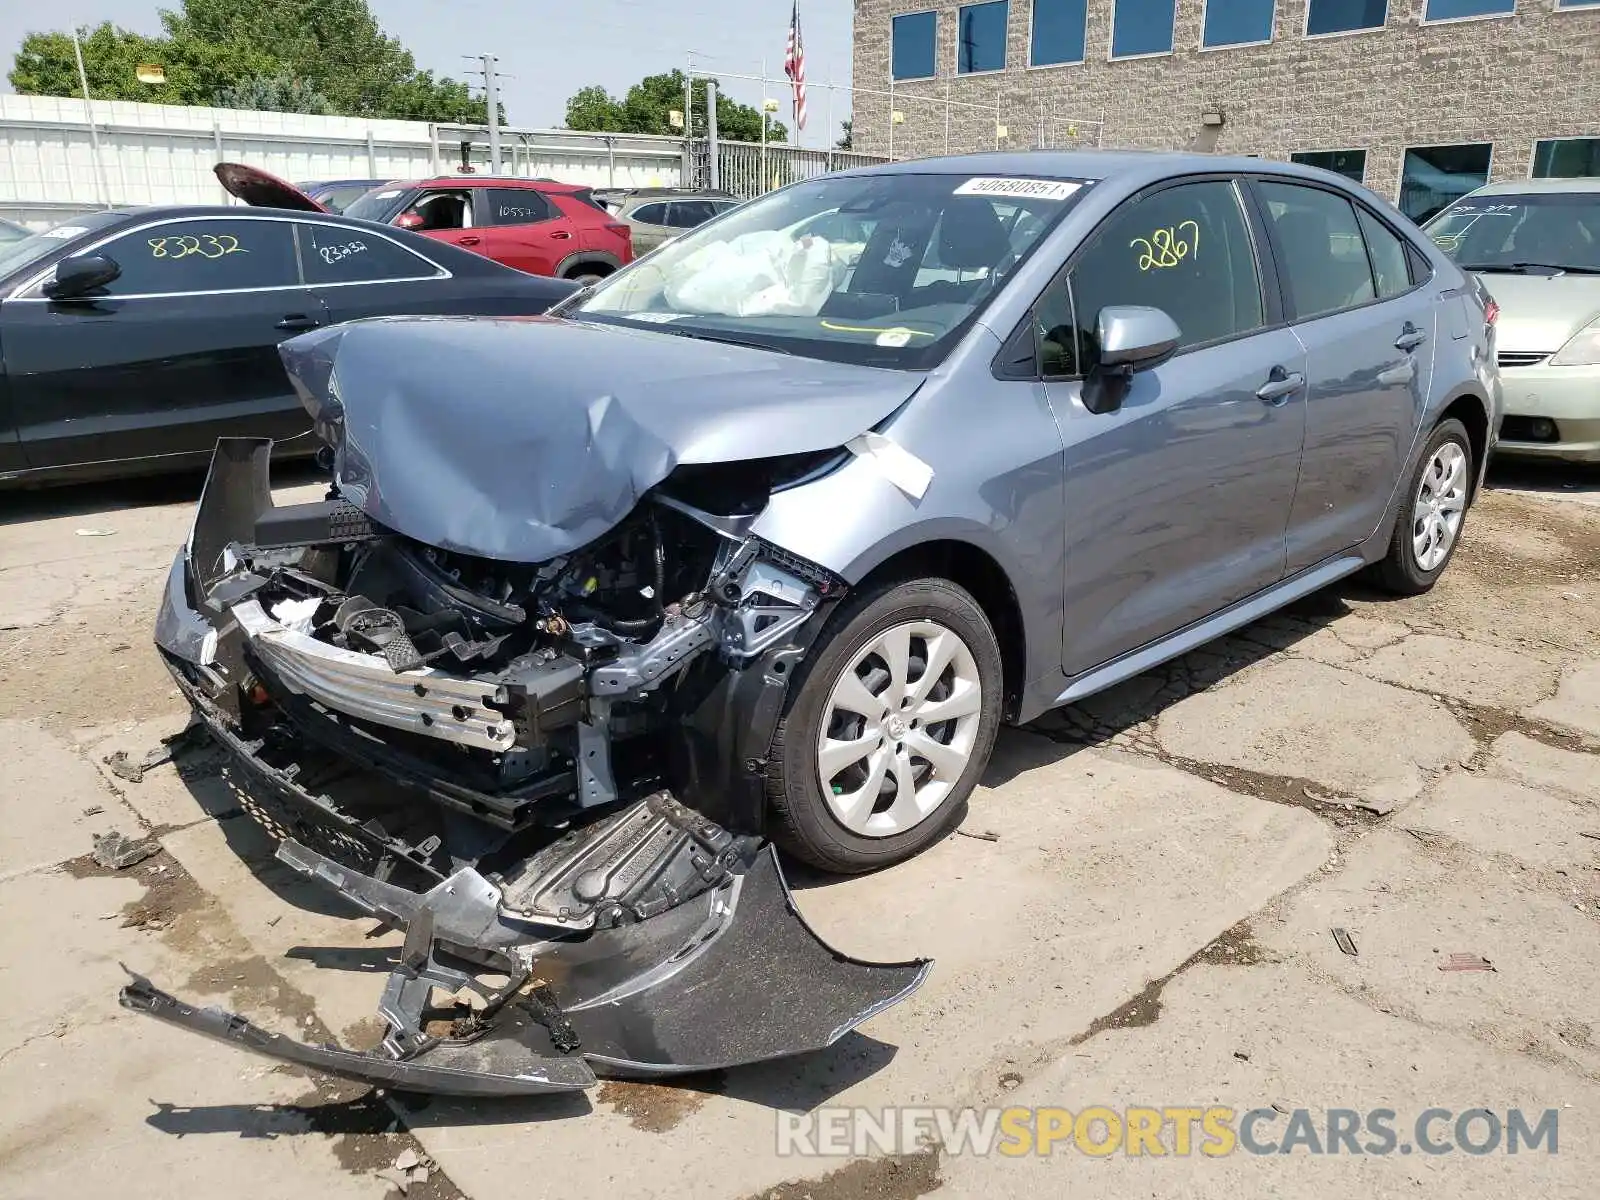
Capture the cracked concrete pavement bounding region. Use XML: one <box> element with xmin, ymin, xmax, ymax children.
<box><xmin>0</xmin><ymin>462</ymin><xmax>1596</xmax><ymax>1200</ymax></box>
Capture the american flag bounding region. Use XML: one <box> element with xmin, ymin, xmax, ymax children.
<box><xmin>784</xmin><ymin>0</ymin><xmax>807</xmax><ymax>132</ymax></box>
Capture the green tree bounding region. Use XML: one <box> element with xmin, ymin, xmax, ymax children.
<box><xmin>215</xmin><ymin>74</ymin><xmax>331</xmax><ymax>115</ymax></box>
<box><xmin>564</xmin><ymin>70</ymin><xmax>786</xmax><ymax>144</ymax></box>
<box><xmin>835</xmin><ymin>118</ymin><xmax>852</xmax><ymax>151</ymax></box>
<box><xmin>8</xmin><ymin>2</ymin><xmax>485</xmax><ymax>122</ymax></box>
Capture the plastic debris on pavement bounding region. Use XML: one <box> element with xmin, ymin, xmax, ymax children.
<box><xmin>91</xmin><ymin>830</ymin><xmax>159</xmax><ymax>870</ymax></box>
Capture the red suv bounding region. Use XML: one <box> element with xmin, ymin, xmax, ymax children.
<box><xmin>216</xmin><ymin>164</ymin><xmax>634</xmax><ymax>283</ymax></box>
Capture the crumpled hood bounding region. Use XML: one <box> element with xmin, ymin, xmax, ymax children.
<box><xmin>1473</xmin><ymin>272</ymin><xmax>1600</xmax><ymax>354</ymax></box>
<box><xmin>280</xmin><ymin>316</ymin><xmax>920</xmax><ymax>562</ymax></box>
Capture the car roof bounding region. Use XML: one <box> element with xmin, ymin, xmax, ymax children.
<box><xmin>1468</xmin><ymin>177</ymin><xmax>1600</xmax><ymax>195</ymax></box>
<box><xmin>605</xmin><ymin>187</ymin><xmax>736</xmax><ymax>198</ymax></box>
<box><xmin>300</xmin><ymin>178</ymin><xmax>389</xmax><ymax>192</ymax></box>
<box><xmin>839</xmin><ymin>148</ymin><xmax>1375</xmax><ymax>188</ymax></box>
<box><xmin>404</xmin><ymin>175</ymin><xmax>589</xmax><ymax>193</ymax></box>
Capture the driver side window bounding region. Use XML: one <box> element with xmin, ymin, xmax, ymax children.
<box><xmin>406</xmin><ymin>191</ymin><xmax>472</xmax><ymax>231</ymax></box>
<box><xmin>1037</xmin><ymin>180</ymin><xmax>1264</xmax><ymax>377</ymax></box>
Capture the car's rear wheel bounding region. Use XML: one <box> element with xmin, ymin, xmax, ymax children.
<box><xmin>1373</xmin><ymin>417</ymin><xmax>1473</xmax><ymax>595</ymax></box>
<box><xmin>765</xmin><ymin>578</ymin><xmax>1003</xmax><ymax>873</ymax></box>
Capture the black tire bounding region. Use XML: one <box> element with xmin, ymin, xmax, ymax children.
<box><xmin>567</xmin><ymin>269</ymin><xmax>608</xmax><ymax>286</ymax></box>
<box><xmin>1372</xmin><ymin>417</ymin><xmax>1474</xmax><ymax>596</ymax></box>
<box><xmin>765</xmin><ymin>577</ymin><xmax>1004</xmax><ymax>874</ymax></box>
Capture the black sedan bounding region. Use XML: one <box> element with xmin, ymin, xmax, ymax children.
<box><xmin>0</xmin><ymin>206</ymin><xmax>575</xmax><ymax>487</ymax></box>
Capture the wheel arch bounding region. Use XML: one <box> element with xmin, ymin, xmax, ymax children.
<box><xmin>554</xmin><ymin>250</ymin><xmax>621</xmax><ymax>279</ymax></box>
<box><xmin>846</xmin><ymin>538</ymin><xmax>1028</xmax><ymax>721</ymax></box>
<box><xmin>1436</xmin><ymin>388</ymin><xmax>1491</xmax><ymax>502</ymax></box>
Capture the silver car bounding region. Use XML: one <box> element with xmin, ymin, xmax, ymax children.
<box><xmin>1423</xmin><ymin>178</ymin><xmax>1600</xmax><ymax>463</ymax></box>
<box><xmin>137</xmin><ymin>152</ymin><xmax>1498</xmax><ymax>1095</ymax></box>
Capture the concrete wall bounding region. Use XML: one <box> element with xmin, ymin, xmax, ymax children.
<box><xmin>851</xmin><ymin>0</ymin><xmax>1600</xmax><ymax>204</ymax></box>
<box><xmin>0</xmin><ymin>94</ymin><xmax>687</xmax><ymax>228</ymax></box>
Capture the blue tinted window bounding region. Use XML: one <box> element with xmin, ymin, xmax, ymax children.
<box><xmin>1111</xmin><ymin>0</ymin><xmax>1177</xmax><ymax>56</ymax></box>
<box><xmin>1533</xmin><ymin>138</ymin><xmax>1600</xmax><ymax>179</ymax></box>
<box><xmin>1305</xmin><ymin>0</ymin><xmax>1388</xmax><ymax>34</ymax></box>
<box><xmin>1204</xmin><ymin>0</ymin><xmax>1275</xmax><ymax>46</ymax></box>
<box><xmin>1031</xmin><ymin>0</ymin><xmax>1088</xmax><ymax>65</ymax></box>
<box><xmin>892</xmin><ymin>11</ymin><xmax>938</xmax><ymax>79</ymax></box>
<box><xmin>958</xmin><ymin>2</ymin><xmax>1009</xmax><ymax>73</ymax></box>
<box><xmin>1399</xmin><ymin>144</ymin><xmax>1491</xmax><ymax>223</ymax></box>
<box><xmin>1290</xmin><ymin>149</ymin><xmax>1367</xmax><ymax>182</ymax></box>
<box><xmin>1557</xmin><ymin>0</ymin><xmax>1600</xmax><ymax>8</ymax></box>
<box><xmin>1424</xmin><ymin>0</ymin><xmax>1513</xmax><ymax>18</ymax></box>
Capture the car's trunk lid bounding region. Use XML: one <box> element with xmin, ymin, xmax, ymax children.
<box><xmin>213</xmin><ymin>162</ymin><xmax>328</xmax><ymax>212</ymax></box>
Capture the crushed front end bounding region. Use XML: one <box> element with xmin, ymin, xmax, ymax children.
<box><xmin>135</xmin><ymin>437</ymin><xmax>928</xmax><ymax>1093</ymax></box>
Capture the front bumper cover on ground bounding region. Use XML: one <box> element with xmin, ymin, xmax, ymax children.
<box><xmin>119</xmin><ymin>794</ymin><xmax>930</xmax><ymax>1096</ymax></box>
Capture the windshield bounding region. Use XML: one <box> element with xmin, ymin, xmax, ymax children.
<box><xmin>314</xmin><ymin>183</ymin><xmax>383</xmax><ymax>213</ymax></box>
<box><xmin>343</xmin><ymin>185</ymin><xmax>412</xmax><ymax>223</ymax></box>
<box><xmin>571</xmin><ymin>172</ymin><xmax>1087</xmax><ymax>368</ymax></box>
<box><xmin>1424</xmin><ymin>192</ymin><xmax>1600</xmax><ymax>274</ymax></box>
<box><xmin>0</xmin><ymin>211</ymin><xmax>122</xmax><ymax>284</ymax></box>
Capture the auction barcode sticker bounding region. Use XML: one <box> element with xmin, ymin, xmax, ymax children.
<box><xmin>953</xmin><ymin>177</ymin><xmax>1083</xmax><ymax>201</ymax></box>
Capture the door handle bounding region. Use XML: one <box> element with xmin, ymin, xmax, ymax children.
<box><xmin>1395</xmin><ymin>326</ymin><xmax>1427</xmax><ymax>352</ymax></box>
<box><xmin>456</xmin><ymin>235</ymin><xmax>482</xmax><ymax>246</ymax></box>
<box><xmin>550</xmin><ymin>230</ymin><xmax>573</xmax><ymax>241</ymax></box>
<box><xmin>275</xmin><ymin>314</ymin><xmax>320</xmax><ymax>331</ymax></box>
<box><xmin>1255</xmin><ymin>367</ymin><xmax>1306</xmax><ymax>405</ymax></box>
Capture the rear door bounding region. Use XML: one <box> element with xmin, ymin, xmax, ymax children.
<box><xmin>1</xmin><ymin>216</ymin><xmax>324</xmax><ymax>470</ymax></box>
<box><xmin>1252</xmin><ymin>179</ymin><xmax>1435</xmax><ymax>572</ymax></box>
<box><xmin>473</xmin><ymin>187</ymin><xmax>571</xmax><ymax>276</ymax></box>
<box><xmin>627</xmin><ymin>201</ymin><xmax>675</xmax><ymax>254</ymax></box>
<box><xmin>297</xmin><ymin>220</ymin><xmax>451</xmax><ymax>320</ymax></box>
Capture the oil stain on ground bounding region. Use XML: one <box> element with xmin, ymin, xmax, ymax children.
<box><xmin>740</xmin><ymin>1149</ymin><xmax>942</xmax><ymax>1200</ymax></box>
<box><xmin>598</xmin><ymin>1078</ymin><xmax>720</xmax><ymax>1133</ymax></box>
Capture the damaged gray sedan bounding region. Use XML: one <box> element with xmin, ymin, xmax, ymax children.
<box><xmin>128</xmin><ymin>151</ymin><xmax>1498</xmax><ymax>1095</ymax></box>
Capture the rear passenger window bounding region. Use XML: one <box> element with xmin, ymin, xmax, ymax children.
<box><xmin>667</xmin><ymin>200</ymin><xmax>717</xmax><ymax>228</ymax></box>
<box><xmin>631</xmin><ymin>202</ymin><xmax>669</xmax><ymax>226</ymax></box>
<box><xmin>1355</xmin><ymin>208</ymin><xmax>1412</xmax><ymax>299</ymax></box>
<box><xmin>297</xmin><ymin>224</ymin><xmax>439</xmax><ymax>284</ymax></box>
<box><xmin>1258</xmin><ymin>182</ymin><xmax>1376</xmax><ymax>319</ymax></box>
<box><xmin>99</xmin><ymin>219</ymin><xmax>298</xmax><ymax>295</ymax></box>
<box><xmin>1060</xmin><ymin>179</ymin><xmax>1265</xmax><ymax>372</ymax></box>
<box><xmin>485</xmin><ymin>189</ymin><xmax>552</xmax><ymax>226</ymax></box>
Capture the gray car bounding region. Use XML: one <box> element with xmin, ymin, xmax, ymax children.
<box><xmin>1422</xmin><ymin>178</ymin><xmax>1600</xmax><ymax>462</ymax></box>
<box><xmin>596</xmin><ymin>186</ymin><xmax>741</xmax><ymax>253</ymax></box>
<box><xmin>136</xmin><ymin>151</ymin><xmax>1498</xmax><ymax>1095</ymax></box>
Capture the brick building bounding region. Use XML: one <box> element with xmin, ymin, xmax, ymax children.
<box><xmin>850</xmin><ymin>0</ymin><xmax>1600</xmax><ymax>220</ymax></box>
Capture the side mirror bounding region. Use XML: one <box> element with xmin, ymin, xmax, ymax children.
<box><xmin>1098</xmin><ymin>305</ymin><xmax>1181</xmax><ymax>371</ymax></box>
<box><xmin>1082</xmin><ymin>305</ymin><xmax>1181</xmax><ymax>415</ymax></box>
<box><xmin>44</xmin><ymin>254</ymin><xmax>120</xmax><ymax>300</ymax></box>
<box><xmin>395</xmin><ymin>211</ymin><xmax>424</xmax><ymax>230</ymax></box>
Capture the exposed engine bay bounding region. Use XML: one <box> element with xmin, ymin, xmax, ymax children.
<box><xmin>133</xmin><ymin>437</ymin><xmax>928</xmax><ymax>1094</ymax></box>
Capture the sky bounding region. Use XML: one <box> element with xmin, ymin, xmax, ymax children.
<box><xmin>0</xmin><ymin>0</ymin><xmax>855</xmax><ymax>146</ymax></box>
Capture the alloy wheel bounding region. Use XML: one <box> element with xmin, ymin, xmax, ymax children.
<box><xmin>815</xmin><ymin>621</ymin><xmax>984</xmax><ymax>838</ymax></box>
<box><xmin>1411</xmin><ymin>441</ymin><xmax>1468</xmax><ymax>572</ymax></box>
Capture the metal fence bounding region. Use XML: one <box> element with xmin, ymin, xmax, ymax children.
<box><xmin>689</xmin><ymin>140</ymin><xmax>888</xmax><ymax>199</ymax></box>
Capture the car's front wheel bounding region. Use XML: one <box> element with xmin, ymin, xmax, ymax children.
<box><xmin>766</xmin><ymin>577</ymin><xmax>1003</xmax><ymax>873</ymax></box>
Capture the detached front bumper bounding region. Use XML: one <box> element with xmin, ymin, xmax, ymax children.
<box><xmin>1495</xmin><ymin>362</ymin><xmax>1600</xmax><ymax>463</ymax></box>
<box><xmin>122</xmin><ymin>798</ymin><xmax>929</xmax><ymax>1094</ymax></box>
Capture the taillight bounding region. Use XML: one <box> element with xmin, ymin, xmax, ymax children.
<box><xmin>604</xmin><ymin>223</ymin><xmax>630</xmax><ymax>237</ymax></box>
<box><xmin>1484</xmin><ymin>297</ymin><xmax>1499</xmax><ymax>326</ymax></box>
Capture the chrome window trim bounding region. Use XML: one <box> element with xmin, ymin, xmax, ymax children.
<box><xmin>6</xmin><ymin>212</ymin><xmax>450</xmax><ymax>302</ymax></box>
